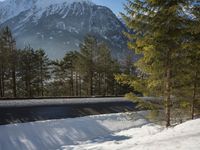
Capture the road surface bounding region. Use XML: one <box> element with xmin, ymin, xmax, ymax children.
<box><xmin>0</xmin><ymin>97</ymin><xmax>137</xmax><ymax>125</ymax></box>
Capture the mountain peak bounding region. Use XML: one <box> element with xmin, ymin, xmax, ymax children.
<box><xmin>0</xmin><ymin>0</ymin><xmax>94</xmax><ymax>24</ymax></box>
<box><xmin>0</xmin><ymin>0</ymin><xmax>128</xmax><ymax>59</ymax></box>
<box><xmin>34</xmin><ymin>0</ymin><xmax>94</xmax><ymax>8</ymax></box>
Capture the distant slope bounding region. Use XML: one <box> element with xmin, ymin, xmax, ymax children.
<box><xmin>0</xmin><ymin>0</ymin><xmax>129</xmax><ymax>59</ymax></box>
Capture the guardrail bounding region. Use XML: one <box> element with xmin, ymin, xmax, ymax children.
<box><xmin>0</xmin><ymin>95</ymin><xmax>125</xmax><ymax>100</ymax></box>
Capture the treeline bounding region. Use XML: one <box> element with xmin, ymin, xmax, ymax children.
<box><xmin>0</xmin><ymin>27</ymin><xmax>131</xmax><ymax>98</ymax></box>
<box><xmin>116</xmin><ymin>0</ymin><xmax>200</xmax><ymax>126</ymax></box>
<box><xmin>49</xmin><ymin>36</ymin><xmax>129</xmax><ymax>97</ymax></box>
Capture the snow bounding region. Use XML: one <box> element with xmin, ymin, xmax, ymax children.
<box><xmin>56</xmin><ymin>22</ymin><xmax>66</xmax><ymax>30</ymax></box>
<box><xmin>61</xmin><ymin>120</ymin><xmax>200</xmax><ymax>150</ymax></box>
<box><xmin>0</xmin><ymin>112</ymin><xmax>199</xmax><ymax>150</ymax></box>
<box><xmin>35</xmin><ymin>0</ymin><xmax>93</xmax><ymax>9</ymax></box>
<box><xmin>0</xmin><ymin>0</ymin><xmax>94</xmax><ymax>24</ymax></box>
<box><xmin>67</xmin><ymin>26</ymin><xmax>80</xmax><ymax>33</ymax></box>
<box><xmin>0</xmin><ymin>0</ymin><xmax>34</xmax><ymax>23</ymax></box>
<box><xmin>0</xmin><ymin>112</ymin><xmax>148</xmax><ymax>150</ymax></box>
<box><xmin>49</xmin><ymin>36</ymin><xmax>54</xmax><ymax>40</ymax></box>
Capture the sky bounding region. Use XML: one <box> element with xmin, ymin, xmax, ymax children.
<box><xmin>0</xmin><ymin>0</ymin><xmax>127</xmax><ymax>15</ymax></box>
<box><xmin>92</xmin><ymin>0</ymin><xmax>126</xmax><ymax>15</ymax></box>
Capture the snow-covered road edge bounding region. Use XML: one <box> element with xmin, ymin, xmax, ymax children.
<box><xmin>1</xmin><ymin>111</ymin><xmax>199</xmax><ymax>150</ymax></box>
<box><xmin>0</xmin><ymin>112</ymin><xmax>148</xmax><ymax>150</ymax></box>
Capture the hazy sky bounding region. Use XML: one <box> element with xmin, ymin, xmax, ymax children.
<box><xmin>92</xmin><ymin>0</ymin><xmax>126</xmax><ymax>15</ymax></box>
<box><xmin>0</xmin><ymin>0</ymin><xmax>126</xmax><ymax>15</ymax></box>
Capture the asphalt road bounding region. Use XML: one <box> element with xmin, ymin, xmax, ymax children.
<box><xmin>0</xmin><ymin>97</ymin><xmax>137</xmax><ymax>125</ymax></box>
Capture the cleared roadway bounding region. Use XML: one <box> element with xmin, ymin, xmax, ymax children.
<box><xmin>0</xmin><ymin>97</ymin><xmax>137</xmax><ymax>125</ymax></box>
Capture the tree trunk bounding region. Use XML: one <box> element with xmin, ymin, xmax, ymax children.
<box><xmin>113</xmin><ymin>80</ymin><xmax>116</xmax><ymax>96</ymax></box>
<box><xmin>29</xmin><ymin>79</ymin><xmax>32</xmax><ymax>98</ymax></box>
<box><xmin>165</xmin><ymin>50</ymin><xmax>172</xmax><ymax>127</ymax></box>
<box><xmin>165</xmin><ymin>71</ymin><xmax>171</xmax><ymax>127</ymax></box>
<box><xmin>75</xmin><ymin>72</ymin><xmax>79</xmax><ymax>96</ymax></box>
<box><xmin>40</xmin><ymin>66</ymin><xmax>44</xmax><ymax>97</ymax></box>
<box><xmin>104</xmin><ymin>73</ymin><xmax>108</xmax><ymax>96</ymax></box>
<box><xmin>98</xmin><ymin>73</ymin><xmax>101</xmax><ymax>95</ymax></box>
<box><xmin>90</xmin><ymin>73</ymin><xmax>93</xmax><ymax>96</ymax></box>
<box><xmin>102</xmin><ymin>73</ymin><xmax>105</xmax><ymax>96</ymax></box>
<box><xmin>11</xmin><ymin>44</ymin><xmax>17</xmax><ymax>98</ymax></box>
<box><xmin>25</xmin><ymin>79</ymin><xmax>29</xmax><ymax>97</ymax></box>
<box><xmin>25</xmin><ymin>71</ymin><xmax>31</xmax><ymax>98</ymax></box>
<box><xmin>191</xmin><ymin>71</ymin><xmax>197</xmax><ymax>119</ymax></box>
<box><xmin>0</xmin><ymin>73</ymin><xmax>2</xmax><ymax>97</ymax></box>
<box><xmin>70</xmin><ymin>70</ymin><xmax>74</xmax><ymax>96</ymax></box>
<box><xmin>41</xmin><ymin>80</ymin><xmax>44</xmax><ymax>97</ymax></box>
<box><xmin>79</xmin><ymin>76</ymin><xmax>82</xmax><ymax>97</ymax></box>
<box><xmin>1</xmin><ymin>65</ymin><xmax>5</xmax><ymax>97</ymax></box>
<box><xmin>12</xmin><ymin>66</ymin><xmax>17</xmax><ymax>97</ymax></box>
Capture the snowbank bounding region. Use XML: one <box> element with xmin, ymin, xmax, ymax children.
<box><xmin>0</xmin><ymin>112</ymin><xmax>148</xmax><ymax>150</ymax></box>
<box><xmin>1</xmin><ymin>112</ymin><xmax>199</xmax><ymax>150</ymax></box>
<box><xmin>61</xmin><ymin>119</ymin><xmax>200</xmax><ymax>150</ymax></box>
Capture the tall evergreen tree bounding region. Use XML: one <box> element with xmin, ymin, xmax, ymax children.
<box><xmin>50</xmin><ymin>51</ymin><xmax>79</xmax><ymax>96</ymax></box>
<box><xmin>119</xmin><ymin>0</ymin><xmax>191</xmax><ymax>127</ymax></box>
<box><xmin>183</xmin><ymin>3</ymin><xmax>200</xmax><ymax>119</ymax></box>
<box><xmin>96</xmin><ymin>43</ymin><xmax>113</xmax><ymax>95</ymax></box>
<box><xmin>78</xmin><ymin>35</ymin><xmax>98</xmax><ymax>96</ymax></box>
<box><xmin>0</xmin><ymin>27</ymin><xmax>17</xmax><ymax>97</ymax></box>
<box><xmin>63</xmin><ymin>51</ymin><xmax>78</xmax><ymax>96</ymax></box>
<box><xmin>18</xmin><ymin>46</ymin><xmax>38</xmax><ymax>97</ymax></box>
<box><xmin>50</xmin><ymin>60</ymin><xmax>68</xmax><ymax>96</ymax></box>
<box><xmin>35</xmin><ymin>49</ymin><xmax>50</xmax><ymax>96</ymax></box>
<box><xmin>0</xmin><ymin>29</ymin><xmax>5</xmax><ymax>97</ymax></box>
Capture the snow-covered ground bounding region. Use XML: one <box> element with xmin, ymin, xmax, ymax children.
<box><xmin>0</xmin><ymin>112</ymin><xmax>199</xmax><ymax>150</ymax></box>
<box><xmin>62</xmin><ymin>118</ymin><xmax>200</xmax><ymax>150</ymax></box>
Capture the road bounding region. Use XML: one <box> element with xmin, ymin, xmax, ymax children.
<box><xmin>0</xmin><ymin>97</ymin><xmax>137</xmax><ymax>125</ymax></box>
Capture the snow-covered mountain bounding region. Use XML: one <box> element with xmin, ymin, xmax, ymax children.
<box><xmin>0</xmin><ymin>0</ymin><xmax>93</xmax><ymax>24</ymax></box>
<box><xmin>0</xmin><ymin>0</ymin><xmax>33</xmax><ymax>24</ymax></box>
<box><xmin>0</xmin><ymin>0</ymin><xmax>129</xmax><ymax>59</ymax></box>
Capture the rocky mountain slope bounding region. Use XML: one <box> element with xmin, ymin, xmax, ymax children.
<box><xmin>0</xmin><ymin>0</ymin><xmax>129</xmax><ymax>59</ymax></box>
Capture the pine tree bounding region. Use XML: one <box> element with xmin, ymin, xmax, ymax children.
<box><xmin>18</xmin><ymin>46</ymin><xmax>38</xmax><ymax>97</ymax></box>
<box><xmin>78</xmin><ymin>35</ymin><xmax>98</xmax><ymax>96</ymax></box>
<box><xmin>123</xmin><ymin>52</ymin><xmax>136</xmax><ymax>75</ymax></box>
<box><xmin>183</xmin><ymin>3</ymin><xmax>200</xmax><ymax>119</ymax></box>
<box><xmin>50</xmin><ymin>51</ymin><xmax>79</xmax><ymax>96</ymax></box>
<box><xmin>35</xmin><ymin>49</ymin><xmax>50</xmax><ymax>96</ymax></box>
<box><xmin>0</xmin><ymin>29</ymin><xmax>5</xmax><ymax>97</ymax></box>
<box><xmin>0</xmin><ymin>27</ymin><xmax>17</xmax><ymax>97</ymax></box>
<box><xmin>190</xmin><ymin>2</ymin><xmax>200</xmax><ymax>119</ymax></box>
<box><xmin>96</xmin><ymin>42</ymin><xmax>113</xmax><ymax>95</ymax></box>
<box><xmin>49</xmin><ymin>60</ymin><xmax>66</xmax><ymax>96</ymax></box>
<box><xmin>63</xmin><ymin>51</ymin><xmax>78</xmax><ymax>96</ymax></box>
<box><xmin>119</xmin><ymin>0</ymin><xmax>191</xmax><ymax>127</ymax></box>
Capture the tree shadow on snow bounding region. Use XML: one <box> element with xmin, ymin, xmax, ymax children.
<box><xmin>90</xmin><ymin>134</ymin><xmax>131</xmax><ymax>143</ymax></box>
<box><xmin>0</xmin><ymin>116</ymin><xmax>131</xmax><ymax>150</ymax></box>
